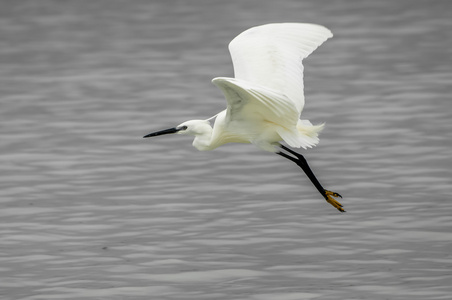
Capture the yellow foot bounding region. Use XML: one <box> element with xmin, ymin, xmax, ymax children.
<box><xmin>324</xmin><ymin>190</ymin><xmax>345</xmax><ymax>212</ymax></box>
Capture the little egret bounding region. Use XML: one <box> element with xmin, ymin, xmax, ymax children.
<box><xmin>144</xmin><ymin>23</ymin><xmax>345</xmax><ymax>212</ymax></box>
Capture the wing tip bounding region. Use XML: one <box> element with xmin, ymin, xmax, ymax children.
<box><xmin>211</xmin><ymin>77</ymin><xmax>234</xmax><ymax>88</ymax></box>
<box><xmin>229</xmin><ymin>22</ymin><xmax>333</xmax><ymax>49</ymax></box>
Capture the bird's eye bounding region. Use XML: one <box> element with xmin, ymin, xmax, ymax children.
<box><xmin>180</xmin><ymin>126</ymin><xmax>188</xmax><ymax>130</ymax></box>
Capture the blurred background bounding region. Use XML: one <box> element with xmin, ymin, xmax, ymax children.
<box><xmin>1</xmin><ymin>0</ymin><xmax>451</xmax><ymax>299</ymax></box>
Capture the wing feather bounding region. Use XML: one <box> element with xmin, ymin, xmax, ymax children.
<box><xmin>228</xmin><ymin>23</ymin><xmax>333</xmax><ymax>114</ymax></box>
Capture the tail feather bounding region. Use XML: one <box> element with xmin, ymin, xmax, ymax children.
<box><xmin>277</xmin><ymin>120</ymin><xmax>324</xmax><ymax>149</ymax></box>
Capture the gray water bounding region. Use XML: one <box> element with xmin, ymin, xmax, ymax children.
<box><xmin>1</xmin><ymin>0</ymin><xmax>451</xmax><ymax>299</ymax></box>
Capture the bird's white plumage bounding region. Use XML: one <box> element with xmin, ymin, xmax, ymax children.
<box><xmin>211</xmin><ymin>23</ymin><xmax>332</xmax><ymax>151</ymax></box>
<box><xmin>225</xmin><ymin>23</ymin><xmax>333</xmax><ymax>113</ymax></box>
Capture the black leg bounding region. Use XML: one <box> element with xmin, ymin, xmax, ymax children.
<box><xmin>277</xmin><ymin>145</ymin><xmax>345</xmax><ymax>212</ymax></box>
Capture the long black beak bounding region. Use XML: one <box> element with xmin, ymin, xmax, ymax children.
<box><xmin>143</xmin><ymin>127</ymin><xmax>182</xmax><ymax>138</ymax></box>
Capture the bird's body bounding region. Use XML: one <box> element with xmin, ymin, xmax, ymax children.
<box><xmin>144</xmin><ymin>23</ymin><xmax>345</xmax><ymax>212</ymax></box>
<box><xmin>180</xmin><ymin>108</ymin><xmax>323</xmax><ymax>153</ymax></box>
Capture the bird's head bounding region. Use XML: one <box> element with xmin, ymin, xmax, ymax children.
<box><xmin>143</xmin><ymin>119</ymin><xmax>212</xmax><ymax>138</ymax></box>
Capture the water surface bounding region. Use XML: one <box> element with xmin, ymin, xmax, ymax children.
<box><xmin>1</xmin><ymin>0</ymin><xmax>451</xmax><ymax>299</ymax></box>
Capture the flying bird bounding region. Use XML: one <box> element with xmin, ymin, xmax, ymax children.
<box><xmin>144</xmin><ymin>23</ymin><xmax>344</xmax><ymax>212</ymax></box>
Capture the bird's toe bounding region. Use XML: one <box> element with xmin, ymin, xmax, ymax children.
<box><xmin>324</xmin><ymin>190</ymin><xmax>345</xmax><ymax>212</ymax></box>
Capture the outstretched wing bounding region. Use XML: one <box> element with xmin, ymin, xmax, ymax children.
<box><xmin>228</xmin><ymin>23</ymin><xmax>332</xmax><ymax>114</ymax></box>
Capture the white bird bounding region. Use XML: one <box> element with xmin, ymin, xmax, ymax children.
<box><xmin>144</xmin><ymin>23</ymin><xmax>344</xmax><ymax>212</ymax></box>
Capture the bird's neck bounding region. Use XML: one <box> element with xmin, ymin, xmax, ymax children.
<box><xmin>192</xmin><ymin>125</ymin><xmax>215</xmax><ymax>151</ymax></box>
